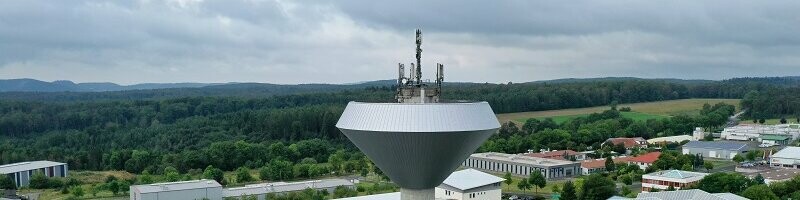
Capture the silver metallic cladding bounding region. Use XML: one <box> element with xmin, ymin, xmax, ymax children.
<box><xmin>336</xmin><ymin>102</ymin><xmax>499</xmax><ymax>132</ymax></box>
<box><xmin>335</xmin><ymin>102</ymin><xmax>500</xmax><ymax>189</ymax></box>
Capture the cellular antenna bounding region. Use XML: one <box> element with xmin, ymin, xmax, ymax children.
<box><xmin>396</xmin><ymin>29</ymin><xmax>443</xmax><ymax>103</ymax></box>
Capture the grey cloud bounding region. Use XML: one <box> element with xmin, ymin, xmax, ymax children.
<box><xmin>0</xmin><ymin>0</ymin><xmax>798</xmax><ymax>84</ymax></box>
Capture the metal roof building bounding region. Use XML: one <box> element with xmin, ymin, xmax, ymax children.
<box><xmin>465</xmin><ymin>152</ymin><xmax>581</xmax><ymax>179</ymax></box>
<box><xmin>436</xmin><ymin>169</ymin><xmax>504</xmax><ymax>200</ymax></box>
<box><xmin>771</xmin><ymin>146</ymin><xmax>800</xmax><ymax>169</ymax></box>
<box><xmin>130</xmin><ymin>179</ymin><xmax>222</xmax><ymax>200</ymax></box>
<box><xmin>0</xmin><ymin>161</ymin><xmax>67</xmax><ymax>188</ymax></box>
<box><xmin>222</xmin><ymin>179</ymin><xmax>355</xmax><ymax>199</ymax></box>
<box><xmin>335</xmin><ymin>169</ymin><xmax>505</xmax><ymax>200</ymax></box>
<box><xmin>681</xmin><ymin>141</ymin><xmax>755</xmax><ymax>160</ymax></box>
<box><xmin>642</xmin><ymin>170</ymin><xmax>709</xmax><ymax>192</ymax></box>
<box><xmin>632</xmin><ymin>189</ymin><xmax>748</xmax><ymax>200</ymax></box>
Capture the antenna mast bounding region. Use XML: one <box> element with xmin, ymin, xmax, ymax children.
<box><xmin>396</xmin><ymin>29</ymin><xmax>443</xmax><ymax>103</ymax></box>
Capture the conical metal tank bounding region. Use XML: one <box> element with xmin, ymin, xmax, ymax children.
<box><xmin>336</xmin><ymin>102</ymin><xmax>499</xmax><ymax>200</ymax></box>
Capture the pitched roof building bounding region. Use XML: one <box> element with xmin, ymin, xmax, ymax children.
<box><xmin>642</xmin><ymin>170</ymin><xmax>709</xmax><ymax>192</ymax></box>
<box><xmin>615</xmin><ymin>189</ymin><xmax>748</xmax><ymax>200</ymax></box>
<box><xmin>0</xmin><ymin>161</ymin><xmax>68</xmax><ymax>188</ymax></box>
<box><xmin>681</xmin><ymin>141</ymin><xmax>755</xmax><ymax>160</ymax></box>
<box><xmin>603</xmin><ymin>137</ymin><xmax>647</xmax><ymax>149</ymax></box>
<box><xmin>770</xmin><ymin>146</ymin><xmax>800</xmax><ymax>169</ymax></box>
<box><xmin>627</xmin><ymin>152</ymin><xmax>661</xmax><ymax>170</ymax></box>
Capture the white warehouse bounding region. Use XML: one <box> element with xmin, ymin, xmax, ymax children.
<box><xmin>0</xmin><ymin>161</ymin><xmax>68</xmax><ymax>188</ymax></box>
<box><xmin>130</xmin><ymin>179</ymin><xmax>222</xmax><ymax>200</ymax></box>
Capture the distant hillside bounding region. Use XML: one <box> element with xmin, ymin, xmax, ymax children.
<box><xmin>528</xmin><ymin>77</ymin><xmax>714</xmax><ymax>84</ymax></box>
<box><xmin>0</xmin><ymin>78</ymin><xmax>222</xmax><ymax>92</ymax></box>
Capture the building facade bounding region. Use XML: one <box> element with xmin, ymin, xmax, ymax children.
<box><xmin>771</xmin><ymin>146</ymin><xmax>800</xmax><ymax>169</ymax></box>
<box><xmin>434</xmin><ymin>169</ymin><xmax>504</xmax><ymax>200</ymax></box>
<box><xmin>464</xmin><ymin>152</ymin><xmax>580</xmax><ymax>179</ymax></box>
<box><xmin>627</xmin><ymin>152</ymin><xmax>661</xmax><ymax>170</ymax></box>
<box><xmin>641</xmin><ymin>170</ymin><xmax>708</xmax><ymax>192</ymax></box>
<box><xmin>721</xmin><ymin>124</ymin><xmax>800</xmax><ymax>143</ymax></box>
<box><xmin>0</xmin><ymin>161</ymin><xmax>68</xmax><ymax>188</ymax></box>
<box><xmin>681</xmin><ymin>141</ymin><xmax>754</xmax><ymax>160</ymax></box>
<box><xmin>130</xmin><ymin>179</ymin><xmax>223</xmax><ymax>200</ymax></box>
<box><xmin>222</xmin><ymin>179</ymin><xmax>356</xmax><ymax>200</ymax></box>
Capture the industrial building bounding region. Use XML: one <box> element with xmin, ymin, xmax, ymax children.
<box><xmin>721</xmin><ymin>124</ymin><xmax>800</xmax><ymax>143</ymax></box>
<box><xmin>611</xmin><ymin>189</ymin><xmax>747</xmax><ymax>200</ymax></box>
<box><xmin>0</xmin><ymin>161</ymin><xmax>68</xmax><ymax>188</ymax></box>
<box><xmin>743</xmin><ymin>168</ymin><xmax>800</xmax><ymax>184</ymax></box>
<box><xmin>770</xmin><ymin>146</ymin><xmax>800</xmax><ymax>169</ymax></box>
<box><xmin>130</xmin><ymin>179</ymin><xmax>222</xmax><ymax>200</ymax></box>
<box><xmin>641</xmin><ymin>170</ymin><xmax>709</xmax><ymax>192</ymax></box>
<box><xmin>464</xmin><ymin>152</ymin><xmax>581</xmax><ymax>179</ymax></box>
<box><xmin>523</xmin><ymin>150</ymin><xmax>586</xmax><ymax>161</ymax></box>
<box><xmin>336</xmin><ymin>169</ymin><xmax>505</xmax><ymax>200</ymax></box>
<box><xmin>681</xmin><ymin>141</ymin><xmax>755</xmax><ymax>159</ymax></box>
<box><xmin>435</xmin><ymin>169</ymin><xmax>504</xmax><ymax>200</ymax></box>
<box><xmin>646</xmin><ymin>135</ymin><xmax>695</xmax><ymax>144</ymax></box>
<box><xmin>222</xmin><ymin>179</ymin><xmax>355</xmax><ymax>199</ymax></box>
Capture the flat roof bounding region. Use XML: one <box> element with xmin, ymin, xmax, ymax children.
<box><xmin>744</xmin><ymin>168</ymin><xmax>800</xmax><ymax>181</ymax></box>
<box><xmin>683</xmin><ymin>141</ymin><xmax>753</xmax><ymax>151</ymax></box>
<box><xmin>223</xmin><ymin>179</ymin><xmax>354</xmax><ymax>197</ymax></box>
<box><xmin>334</xmin><ymin>192</ymin><xmax>400</xmax><ymax>200</ymax></box>
<box><xmin>441</xmin><ymin>169</ymin><xmax>504</xmax><ymax>191</ymax></box>
<box><xmin>0</xmin><ymin>161</ymin><xmax>66</xmax><ymax>174</ymax></box>
<box><xmin>773</xmin><ymin>146</ymin><xmax>800</xmax><ymax>159</ymax></box>
<box><xmin>132</xmin><ymin>179</ymin><xmax>221</xmax><ymax>194</ymax></box>
<box><xmin>760</xmin><ymin>134</ymin><xmax>792</xmax><ymax>141</ymax></box>
<box><xmin>644</xmin><ymin>170</ymin><xmax>708</xmax><ymax>179</ymax></box>
<box><xmin>636</xmin><ymin>189</ymin><xmax>747</xmax><ymax>200</ymax></box>
<box><xmin>470</xmin><ymin>152</ymin><xmax>578</xmax><ymax>167</ymax></box>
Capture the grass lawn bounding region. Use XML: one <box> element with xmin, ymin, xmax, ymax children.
<box><xmin>516</xmin><ymin>111</ymin><xmax>668</xmax><ymax>124</ymax></box>
<box><xmin>496</xmin><ymin>98</ymin><xmax>741</xmax><ymax>124</ymax></box>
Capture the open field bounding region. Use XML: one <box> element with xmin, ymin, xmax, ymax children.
<box><xmin>496</xmin><ymin>98</ymin><xmax>741</xmax><ymax>124</ymax></box>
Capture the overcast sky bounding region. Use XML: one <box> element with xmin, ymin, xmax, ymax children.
<box><xmin>1</xmin><ymin>0</ymin><xmax>799</xmax><ymax>84</ymax></box>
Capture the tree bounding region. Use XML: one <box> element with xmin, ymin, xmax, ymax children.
<box><xmin>0</xmin><ymin>174</ymin><xmax>16</xmax><ymax>190</ymax></box>
<box><xmin>666</xmin><ymin>185</ymin><xmax>676</xmax><ymax>191</ymax></box>
<box><xmin>703</xmin><ymin>162</ymin><xmax>714</xmax><ymax>172</ymax></box>
<box><xmin>529</xmin><ymin>171</ymin><xmax>546</xmax><ymax>193</ymax></box>
<box><xmin>619</xmin><ymin>174</ymin><xmax>633</xmax><ymax>185</ymax></box>
<box><xmin>604</xmin><ymin>157</ymin><xmax>616</xmax><ymax>172</ymax></box>
<box><xmin>759</xmin><ymin>119</ymin><xmax>766</xmax><ymax>124</ymax></box>
<box><xmin>733</xmin><ymin>154</ymin><xmax>745</xmax><ymax>163</ymax></box>
<box><xmin>503</xmin><ymin>172</ymin><xmax>513</xmax><ymax>185</ymax></box>
<box><xmin>107</xmin><ymin>181</ymin><xmax>120</xmax><ymax>195</ymax></box>
<box><xmin>579</xmin><ymin>174</ymin><xmax>616</xmax><ymax>200</ymax></box>
<box><xmin>29</xmin><ymin>172</ymin><xmax>50</xmax><ymax>189</ymax></box>
<box><xmin>741</xmin><ymin>185</ymin><xmax>779</xmax><ymax>200</ymax></box>
<box><xmin>236</xmin><ymin>167</ymin><xmax>253</xmax><ymax>183</ymax></box>
<box><xmin>203</xmin><ymin>165</ymin><xmax>225</xmax><ymax>184</ymax></box>
<box><xmin>263</xmin><ymin>159</ymin><xmax>294</xmax><ymax>181</ymax></box>
<box><xmin>70</xmin><ymin>186</ymin><xmax>85</xmax><ymax>197</ymax></box>
<box><xmin>164</xmin><ymin>166</ymin><xmax>181</xmax><ymax>182</ymax></box>
<box><xmin>746</xmin><ymin>151</ymin><xmax>758</xmax><ymax>161</ymax></box>
<box><xmin>753</xmin><ymin>174</ymin><xmax>765</xmax><ymax>185</ymax></box>
<box><xmin>681</xmin><ymin>163</ymin><xmax>693</xmax><ymax>171</ymax></box>
<box><xmin>561</xmin><ymin>181</ymin><xmax>577</xmax><ymax>200</ymax></box>
<box><xmin>697</xmin><ymin>173</ymin><xmax>752</xmax><ymax>194</ymax></box>
<box><xmin>780</xmin><ymin>117</ymin><xmax>787</xmax><ymax>124</ymax></box>
<box><xmin>517</xmin><ymin>178</ymin><xmax>531</xmax><ymax>192</ymax></box>
<box><xmin>614</xmin><ymin>143</ymin><xmax>627</xmax><ymax>155</ymax></box>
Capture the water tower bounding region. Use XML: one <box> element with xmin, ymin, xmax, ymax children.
<box><xmin>336</xmin><ymin>30</ymin><xmax>500</xmax><ymax>200</ymax></box>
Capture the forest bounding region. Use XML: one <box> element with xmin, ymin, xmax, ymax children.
<box><xmin>1</xmin><ymin>77</ymin><xmax>799</xmax><ymax>178</ymax></box>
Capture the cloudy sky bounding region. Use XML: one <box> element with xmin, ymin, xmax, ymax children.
<box><xmin>1</xmin><ymin>0</ymin><xmax>799</xmax><ymax>84</ymax></box>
